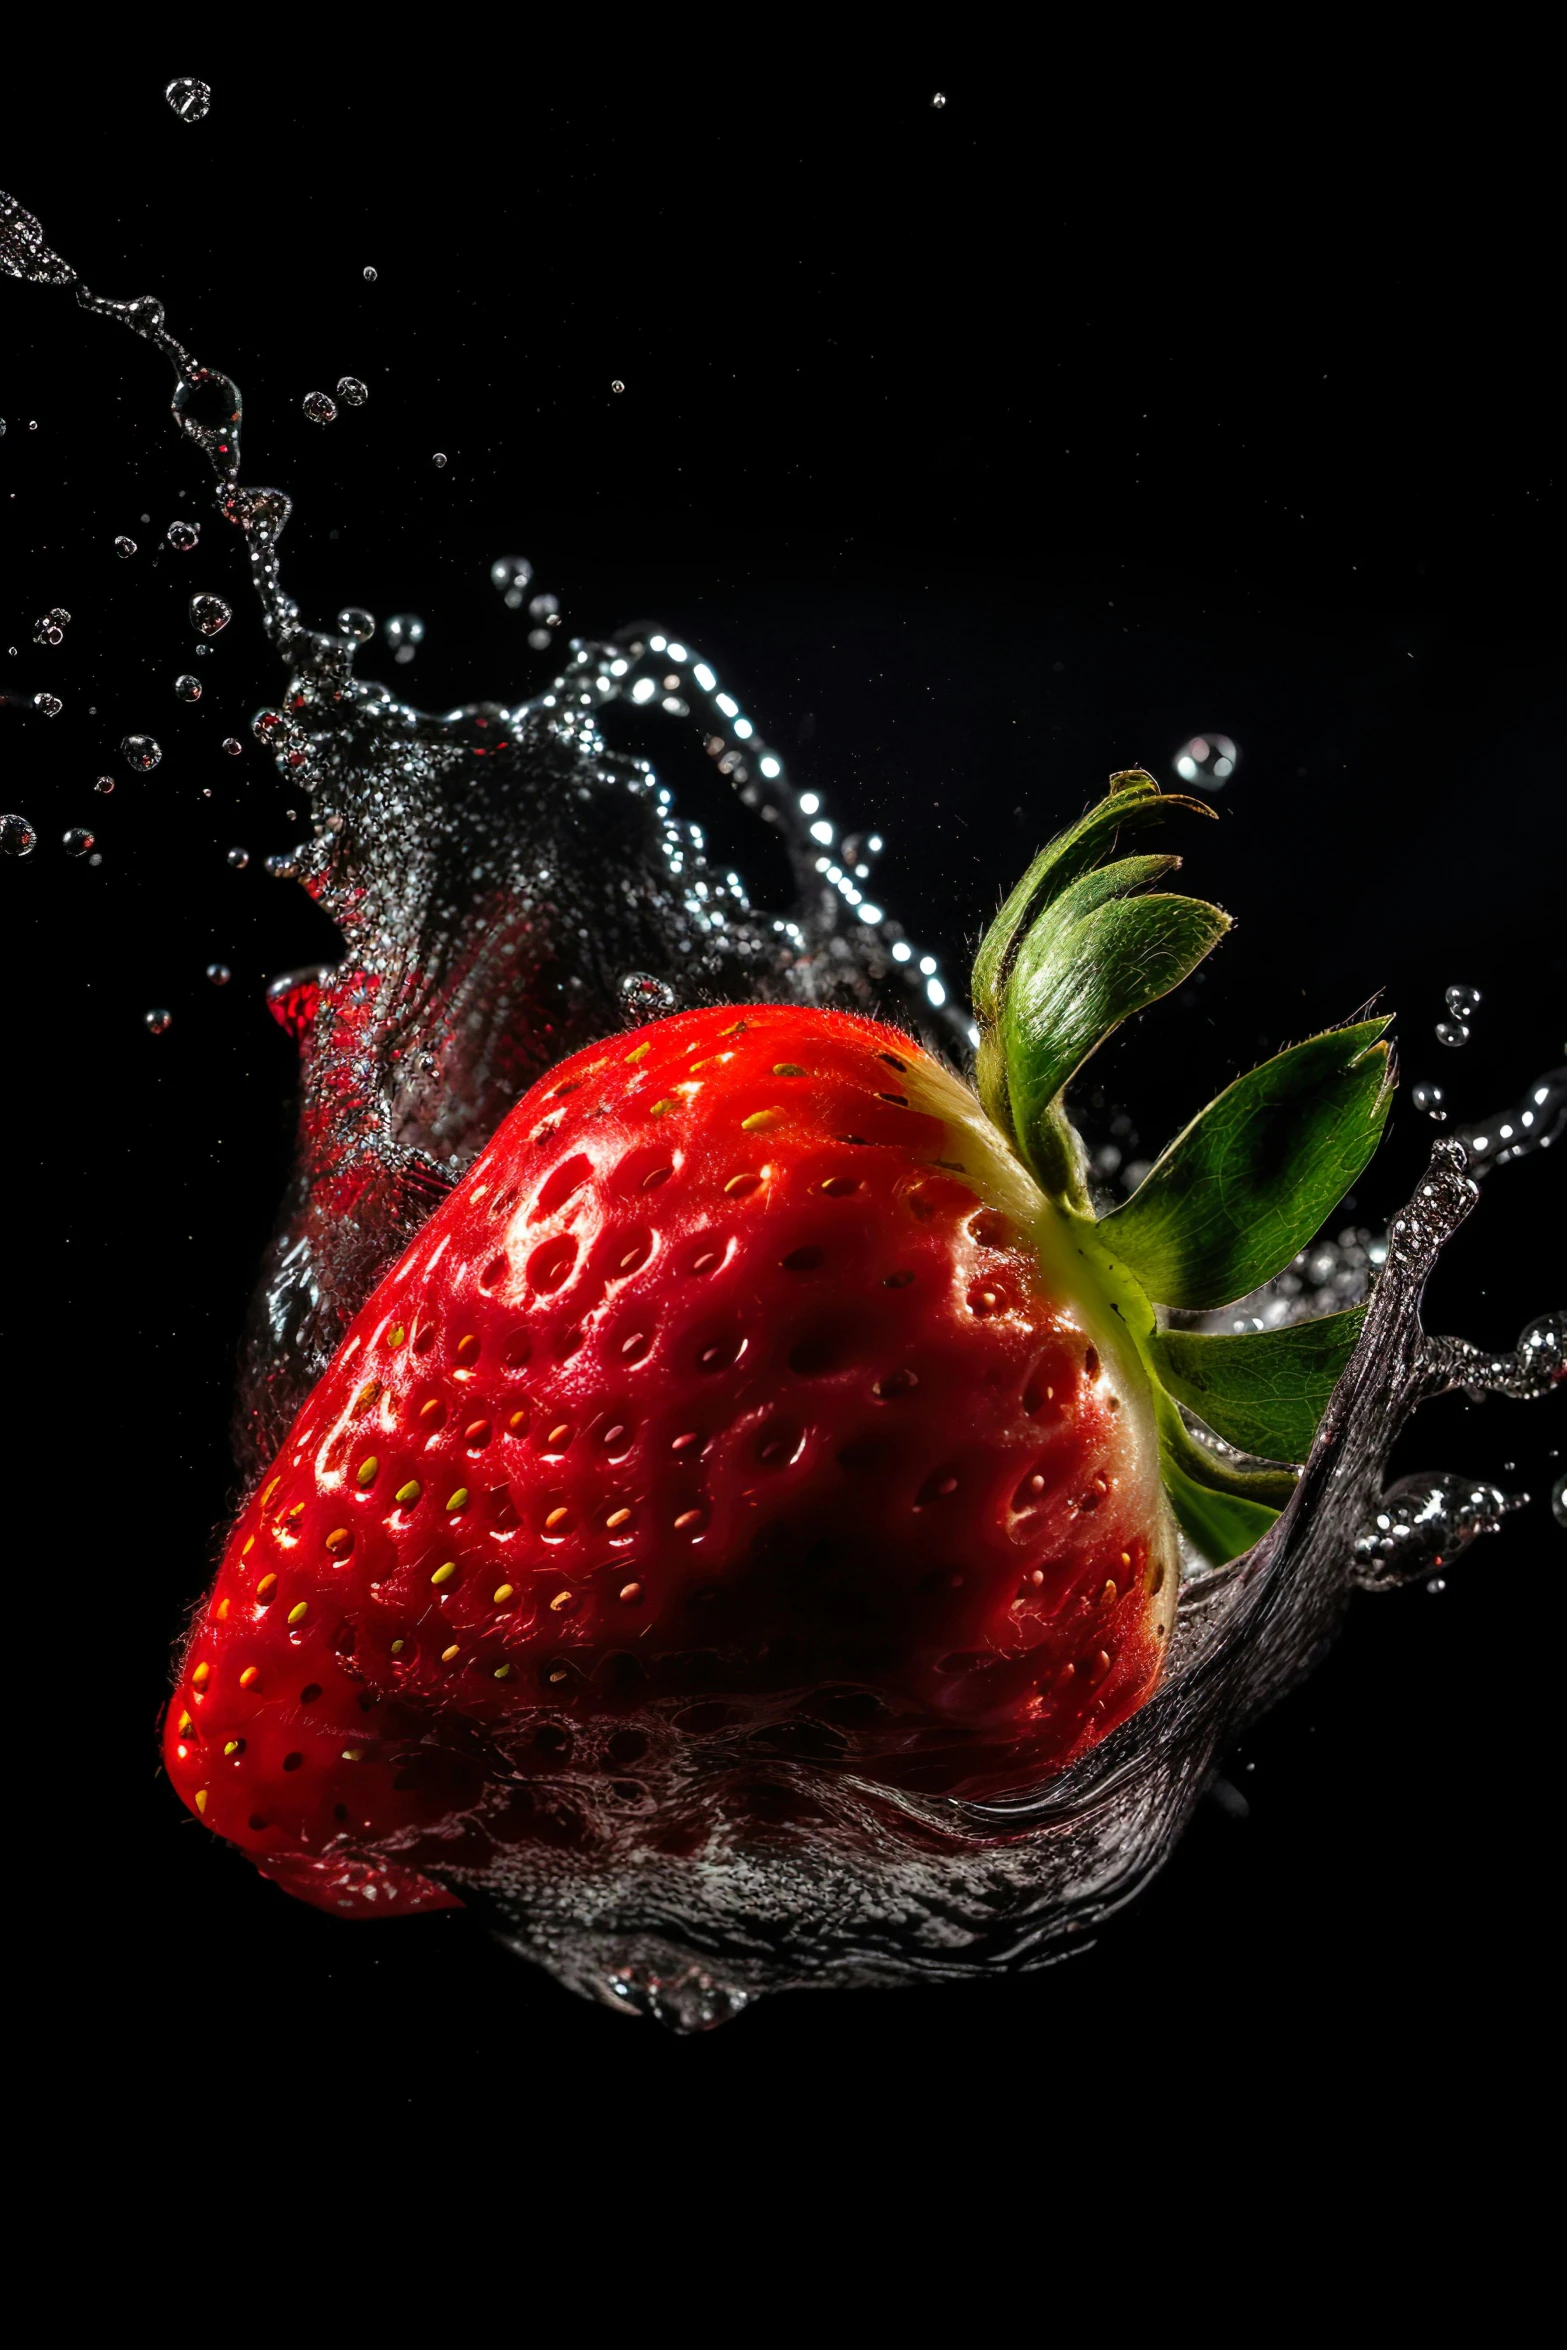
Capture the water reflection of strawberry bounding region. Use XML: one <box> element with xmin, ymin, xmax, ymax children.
<box><xmin>165</xmin><ymin>774</ymin><xmax>1388</xmax><ymax>1922</ymax></box>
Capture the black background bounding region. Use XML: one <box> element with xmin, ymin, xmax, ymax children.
<box><xmin>5</xmin><ymin>63</ymin><xmax>1562</xmax><ymax>2181</ymax></box>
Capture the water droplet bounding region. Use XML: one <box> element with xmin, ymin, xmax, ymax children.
<box><xmin>1</xmin><ymin>814</ymin><xmax>38</xmax><ymax>858</ymax></box>
<box><xmin>1172</xmin><ymin>732</ymin><xmax>1239</xmax><ymax>788</ymax></box>
<box><xmin>167</xmin><ymin>520</ymin><xmax>200</xmax><ymax>552</ymax></box>
<box><xmin>1445</xmin><ymin>984</ymin><xmax>1482</xmax><ymax>1019</ymax></box>
<box><xmin>611</xmin><ymin>379</ymin><xmax>625</xmax><ymax>394</ymax></box>
<box><xmin>336</xmin><ymin>376</ymin><xmax>368</xmax><ymax>408</ymax></box>
<box><xmin>207</xmin><ymin>963</ymin><xmax>231</xmax><ymax>986</ymax></box>
<box><xmin>618</xmin><ymin>972</ymin><xmax>678</xmax><ymax>1023</ymax></box>
<box><xmin>385</xmin><ymin>614</ymin><xmax>425</xmax><ymax>653</ymax></box>
<box><xmin>174</xmin><ymin>673</ymin><xmax>202</xmax><ymax>703</ymax></box>
<box><xmin>165</xmin><ymin>77</ymin><xmax>211</xmax><ymax>123</ymax></box>
<box><xmin>190</xmin><ymin>593</ymin><xmax>231</xmax><ymax>637</ymax></box>
<box><xmin>222</xmin><ymin>737</ymin><xmax>243</xmax><ymax>757</ymax></box>
<box><xmin>1411</xmin><ymin>1081</ymin><xmax>1446</xmax><ymax>1120</ymax></box>
<box><xmin>121</xmin><ymin>735</ymin><xmax>162</xmax><ymax>772</ymax></box>
<box><xmin>363</xmin><ymin>265</ymin><xmax>378</xmax><ymax>283</ymax></box>
<box><xmin>336</xmin><ymin>606</ymin><xmax>375</xmax><ymax>642</ymax></box>
<box><xmin>227</xmin><ymin>847</ymin><xmax>249</xmax><ymax>869</ymax></box>
<box><xmin>63</xmin><ymin>826</ymin><xmax>95</xmax><ymax>858</ymax></box>
<box><xmin>145</xmin><ymin>1008</ymin><xmax>173</xmax><ymax>1036</ymax></box>
<box><xmin>32</xmin><ymin>693</ymin><xmax>62</xmax><ymax>718</ymax></box>
<box><xmin>94</xmin><ymin>775</ymin><xmax>115</xmax><ymax>794</ymax></box>
<box><xmin>303</xmin><ymin>389</ymin><xmax>338</xmax><ymax>427</ymax></box>
<box><xmin>490</xmin><ymin>555</ymin><xmax>533</xmax><ymax>601</ymax></box>
<box><xmin>171</xmin><ymin>368</ymin><xmax>242</xmax><ymax>463</ymax></box>
<box><xmin>1436</xmin><ymin>1020</ymin><xmax>1470</xmax><ymax>1049</ymax></box>
<box><xmin>114</xmin><ymin>535</ymin><xmax>137</xmax><ymax>559</ymax></box>
<box><xmin>32</xmin><ymin>606</ymin><xmax>70</xmax><ymax>646</ymax></box>
<box><xmin>1353</xmin><ymin>1472</ymin><xmax>1515</xmax><ymax>1587</ymax></box>
<box><xmin>219</xmin><ymin>485</ymin><xmax>291</xmax><ymax>541</ymax></box>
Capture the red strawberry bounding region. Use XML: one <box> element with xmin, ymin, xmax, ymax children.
<box><xmin>165</xmin><ymin>774</ymin><xmax>1389</xmax><ymax>1923</ymax></box>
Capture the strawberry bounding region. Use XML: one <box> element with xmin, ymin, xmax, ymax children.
<box><xmin>165</xmin><ymin>772</ymin><xmax>1392</xmax><ymax>1922</ymax></box>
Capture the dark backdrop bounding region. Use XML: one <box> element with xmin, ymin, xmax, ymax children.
<box><xmin>6</xmin><ymin>64</ymin><xmax>1562</xmax><ymax>2186</ymax></box>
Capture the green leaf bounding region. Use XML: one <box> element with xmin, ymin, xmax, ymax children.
<box><xmin>1160</xmin><ymin>1449</ymin><xmax>1284</xmax><ymax>1565</ymax></box>
<box><xmin>1152</xmin><ymin>1388</ymin><xmax>1289</xmax><ymax>1565</ymax></box>
<box><xmin>1149</xmin><ymin>1309</ymin><xmax>1365</xmax><ymax>1461</ymax></box>
<box><xmin>972</xmin><ymin>770</ymin><xmax>1214</xmax><ymax>1148</ymax></box>
<box><xmin>1003</xmin><ymin>877</ymin><xmax>1230</xmax><ymax>1141</ymax></box>
<box><xmin>1098</xmin><ymin>1021</ymin><xmax>1394</xmax><ymax>1309</ymax></box>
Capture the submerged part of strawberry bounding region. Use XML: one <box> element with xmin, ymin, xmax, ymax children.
<box><xmin>165</xmin><ymin>1002</ymin><xmax>1178</xmax><ymax>1910</ymax></box>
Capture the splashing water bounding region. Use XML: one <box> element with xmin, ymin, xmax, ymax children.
<box><xmin>6</xmin><ymin>185</ymin><xmax>1562</xmax><ymax>2023</ymax></box>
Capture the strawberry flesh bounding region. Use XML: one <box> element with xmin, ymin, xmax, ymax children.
<box><xmin>166</xmin><ymin>1005</ymin><xmax>1176</xmax><ymax>1915</ymax></box>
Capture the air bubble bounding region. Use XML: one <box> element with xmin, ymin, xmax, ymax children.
<box><xmin>165</xmin><ymin>77</ymin><xmax>211</xmax><ymax>122</ymax></box>
<box><xmin>527</xmin><ymin>628</ymin><xmax>552</xmax><ymax>650</ymax></box>
<box><xmin>207</xmin><ymin>963</ymin><xmax>231</xmax><ymax>986</ymax></box>
<box><xmin>1411</xmin><ymin>1081</ymin><xmax>1446</xmax><ymax>1121</ymax></box>
<box><xmin>167</xmin><ymin>520</ymin><xmax>199</xmax><ymax>552</ymax></box>
<box><xmin>1445</xmin><ymin>984</ymin><xmax>1481</xmax><ymax>1019</ymax></box>
<box><xmin>222</xmin><ymin>737</ymin><xmax>242</xmax><ymax>757</ymax></box>
<box><xmin>227</xmin><ymin>847</ymin><xmax>249</xmax><ymax>869</ymax></box>
<box><xmin>1554</xmin><ymin>1473</ymin><xmax>1566</xmax><ymax>1531</ymax></box>
<box><xmin>114</xmin><ymin>535</ymin><xmax>137</xmax><ymax>558</ymax></box>
<box><xmin>336</xmin><ymin>377</ymin><xmax>368</xmax><ymax>408</ymax></box>
<box><xmin>432</xmin><ymin>452</ymin><xmax>448</xmax><ymax>468</ymax></box>
<box><xmin>63</xmin><ymin>827</ymin><xmax>95</xmax><ymax>858</ymax></box>
<box><xmin>190</xmin><ymin>594</ymin><xmax>231</xmax><ymax>636</ymax></box>
<box><xmin>336</xmin><ymin>607</ymin><xmax>375</xmax><ymax>642</ymax></box>
<box><xmin>121</xmin><ymin>735</ymin><xmax>162</xmax><ymax>772</ymax></box>
<box><xmin>1436</xmin><ymin>1021</ymin><xmax>1470</xmax><ymax>1049</ymax></box>
<box><xmin>174</xmin><ymin>673</ymin><xmax>202</xmax><ymax>703</ymax></box>
<box><xmin>303</xmin><ymin>390</ymin><xmax>337</xmax><ymax>427</ymax></box>
<box><xmin>145</xmin><ymin>1008</ymin><xmax>173</xmax><ymax>1036</ymax></box>
<box><xmin>612</xmin><ymin>379</ymin><xmax>625</xmax><ymax>394</ymax></box>
<box><xmin>94</xmin><ymin>775</ymin><xmax>115</xmax><ymax>794</ymax></box>
<box><xmin>363</xmin><ymin>265</ymin><xmax>378</xmax><ymax>283</ymax></box>
<box><xmin>32</xmin><ymin>693</ymin><xmax>62</xmax><ymax>718</ymax></box>
<box><xmin>33</xmin><ymin>607</ymin><xmax>70</xmax><ymax>646</ymax></box>
<box><xmin>1</xmin><ymin>815</ymin><xmax>38</xmax><ymax>858</ymax></box>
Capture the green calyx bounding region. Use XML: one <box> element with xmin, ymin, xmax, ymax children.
<box><xmin>973</xmin><ymin>770</ymin><xmax>1392</xmax><ymax>1564</ymax></box>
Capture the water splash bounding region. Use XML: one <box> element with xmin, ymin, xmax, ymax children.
<box><xmin>8</xmin><ymin>187</ymin><xmax>1563</xmax><ymax>2023</ymax></box>
<box><xmin>1352</xmin><ymin>1473</ymin><xmax>1522</xmax><ymax>1587</ymax></box>
<box><xmin>1450</xmin><ymin>1067</ymin><xmax>1567</xmax><ymax>1172</ymax></box>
